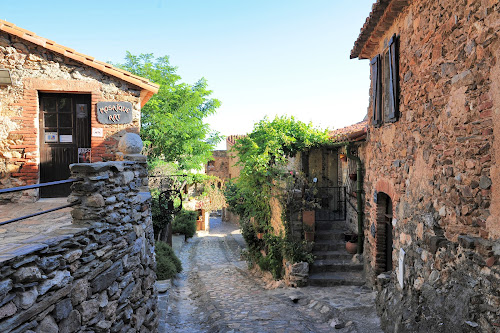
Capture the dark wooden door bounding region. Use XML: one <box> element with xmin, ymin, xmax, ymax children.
<box><xmin>39</xmin><ymin>93</ymin><xmax>91</xmax><ymax>197</ymax></box>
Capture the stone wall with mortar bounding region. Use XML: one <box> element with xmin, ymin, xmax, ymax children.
<box><xmin>0</xmin><ymin>31</ymin><xmax>142</xmax><ymax>202</ymax></box>
<box><xmin>0</xmin><ymin>154</ymin><xmax>158</xmax><ymax>332</ymax></box>
<box><xmin>359</xmin><ymin>0</ymin><xmax>500</xmax><ymax>331</ymax></box>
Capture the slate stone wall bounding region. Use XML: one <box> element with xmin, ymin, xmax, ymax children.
<box><xmin>359</xmin><ymin>0</ymin><xmax>500</xmax><ymax>331</ymax></box>
<box><xmin>0</xmin><ymin>155</ymin><xmax>157</xmax><ymax>332</ymax></box>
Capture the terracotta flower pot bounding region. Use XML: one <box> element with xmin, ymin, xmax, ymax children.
<box><xmin>303</xmin><ymin>210</ymin><xmax>315</xmax><ymax>226</ymax></box>
<box><xmin>346</xmin><ymin>241</ymin><xmax>357</xmax><ymax>254</ymax></box>
<box><xmin>256</xmin><ymin>232</ymin><xmax>264</xmax><ymax>239</ymax></box>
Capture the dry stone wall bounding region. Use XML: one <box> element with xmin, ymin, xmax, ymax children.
<box><xmin>360</xmin><ymin>0</ymin><xmax>500</xmax><ymax>331</ymax></box>
<box><xmin>0</xmin><ymin>154</ymin><xmax>157</xmax><ymax>332</ymax></box>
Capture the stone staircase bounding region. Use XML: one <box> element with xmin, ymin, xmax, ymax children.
<box><xmin>308</xmin><ymin>220</ymin><xmax>365</xmax><ymax>287</ymax></box>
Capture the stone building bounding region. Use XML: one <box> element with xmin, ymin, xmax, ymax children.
<box><xmin>206</xmin><ymin>150</ymin><xmax>229</xmax><ymax>181</ymax></box>
<box><xmin>350</xmin><ymin>0</ymin><xmax>500</xmax><ymax>331</ymax></box>
<box><xmin>0</xmin><ymin>19</ymin><xmax>158</xmax><ymax>201</ymax></box>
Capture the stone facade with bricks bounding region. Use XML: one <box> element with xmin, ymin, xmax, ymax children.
<box><xmin>0</xmin><ymin>19</ymin><xmax>158</xmax><ymax>202</ymax></box>
<box><xmin>351</xmin><ymin>0</ymin><xmax>500</xmax><ymax>331</ymax></box>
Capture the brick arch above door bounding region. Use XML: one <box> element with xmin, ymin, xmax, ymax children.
<box><xmin>375</xmin><ymin>178</ymin><xmax>399</xmax><ymax>204</ymax></box>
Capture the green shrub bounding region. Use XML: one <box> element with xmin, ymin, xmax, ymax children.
<box><xmin>283</xmin><ymin>239</ymin><xmax>315</xmax><ymax>264</ymax></box>
<box><xmin>155</xmin><ymin>241</ymin><xmax>182</xmax><ymax>280</ymax></box>
<box><xmin>172</xmin><ymin>209</ymin><xmax>197</xmax><ymax>238</ymax></box>
<box><xmin>264</xmin><ymin>234</ymin><xmax>284</xmax><ymax>280</ymax></box>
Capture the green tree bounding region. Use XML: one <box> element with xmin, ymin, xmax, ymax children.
<box><xmin>117</xmin><ymin>52</ymin><xmax>222</xmax><ymax>170</ymax></box>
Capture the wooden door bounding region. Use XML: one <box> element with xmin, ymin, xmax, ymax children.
<box><xmin>39</xmin><ymin>93</ymin><xmax>91</xmax><ymax>197</ymax></box>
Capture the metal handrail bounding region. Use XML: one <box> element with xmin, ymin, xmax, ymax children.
<box><xmin>0</xmin><ymin>176</ymin><xmax>107</xmax><ymax>226</ymax></box>
<box><xmin>0</xmin><ymin>202</ymin><xmax>79</xmax><ymax>226</ymax></box>
<box><xmin>0</xmin><ymin>178</ymin><xmax>83</xmax><ymax>194</ymax></box>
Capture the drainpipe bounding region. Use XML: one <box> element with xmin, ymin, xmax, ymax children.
<box><xmin>345</xmin><ymin>142</ymin><xmax>364</xmax><ymax>254</ymax></box>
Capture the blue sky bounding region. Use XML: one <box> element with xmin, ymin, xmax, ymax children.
<box><xmin>3</xmin><ymin>0</ymin><xmax>374</xmax><ymax>149</ymax></box>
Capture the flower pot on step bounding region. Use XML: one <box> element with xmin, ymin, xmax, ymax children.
<box><xmin>346</xmin><ymin>241</ymin><xmax>357</xmax><ymax>254</ymax></box>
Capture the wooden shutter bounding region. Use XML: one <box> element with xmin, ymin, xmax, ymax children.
<box><xmin>388</xmin><ymin>34</ymin><xmax>399</xmax><ymax>122</ymax></box>
<box><xmin>371</xmin><ymin>55</ymin><xmax>382</xmax><ymax>126</ymax></box>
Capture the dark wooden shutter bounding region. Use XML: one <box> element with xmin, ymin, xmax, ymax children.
<box><xmin>371</xmin><ymin>55</ymin><xmax>382</xmax><ymax>126</ymax></box>
<box><xmin>388</xmin><ymin>34</ymin><xmax>399</xmax><ymax>122</ymax></box>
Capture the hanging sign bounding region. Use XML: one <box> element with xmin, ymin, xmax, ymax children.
<box><xmin>96</xmin><ymin>101</ymin><xmax>133</xmax><ymax>124</ymax></box>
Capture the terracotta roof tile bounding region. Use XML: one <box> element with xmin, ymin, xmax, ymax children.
<box><xmin>329</xmin><ymin>121</ymin><xmax>368</xmax><ymax>143</ymax></box>
<box><xmin>350</xmin><ymin>0</ymin><xmax>409</xmax><ymax>59</ymax></box>
<box><xmin>0</xmin><ymin>19</ymin><xmax>159</xmax><ymax>106</ymax></box>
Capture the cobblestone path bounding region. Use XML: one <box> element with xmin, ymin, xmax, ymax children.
<box><xmin>159</xmin><ymin>217</ymin><xmax>382</xmax><ymax>332</ymax></box>
<box><xmin>160</xmin><ymin>218</ymin><xmax>334</xmax><ymax>332</ymax></box>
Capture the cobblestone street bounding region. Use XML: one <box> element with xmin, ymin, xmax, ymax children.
<box><xmin>158</xmin><ymin>217</ymin><xmax>383</xmax><ymax>333</ymax></box>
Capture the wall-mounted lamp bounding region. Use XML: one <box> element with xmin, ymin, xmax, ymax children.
<box><xmin>0</xmin><ymin>69</ymin><xmax>12</xmax><ymax>85</ymax></box>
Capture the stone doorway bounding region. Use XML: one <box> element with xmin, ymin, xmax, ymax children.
<box><xmin>375</xmin><ymin>192</ymin><xmax>393</xmax><ymax>274</ymax></box>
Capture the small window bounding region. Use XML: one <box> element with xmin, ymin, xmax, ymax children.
<box><xmin>41</xmin><ymin>96</ymin><xmax>74</xmax><ymax>143</ymax></box>
<box><xmin>371</xmin><ymin>34</ymin><xmax>399</xmax><ymax>126</ymax></box>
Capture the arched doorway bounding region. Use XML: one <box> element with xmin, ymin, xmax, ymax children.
<box><xmin>376</xmin><ymin>192</ymin><xmax>393</xmax><ymax>273</ymax></box>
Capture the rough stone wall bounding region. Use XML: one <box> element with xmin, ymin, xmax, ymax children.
<box><xmin>340</xmin><ymin>146</ymin><xmax>367</xmax><ymax>235</ymax></box>
<box><xmin>206</xmin><ymin>150</ymin><xmax>229</xmax><ymax>180</ymax></box>
<box><xmin>360</xmin><ymin>0</ymin><xmax>500</xmax><ymax>331</ymax></box>
<box><xmin>0</xmin><ymin>156</ymin><xmax>158</xmax><ymax>332</ymax></box>
<box><xmin>0</xmin><ymin>31</ymin><xmax>142</xmax><ymax>201</ymax></box>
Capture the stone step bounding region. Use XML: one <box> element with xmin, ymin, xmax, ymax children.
<box><xmin>308</xmin><ymin>271</ymin><xmax>365</xmax><ymax>287</ymax></box>
<box><xmin>313</xmin><ymin>240</ymin><xmax>345</xmax><ymax>252</ymax></box>
<box><xmin>314</xmin><ymin>230</ymin><xmax>345</xmax><ymax>241</ymax></box>
<box><xmin>310</xmin><ymin>259</ymin><xmax>363</xmax><ymax>273</ymax></box>
<box><xmin>315</xmin><ymin>220</ymin><xmax>348</xmax><ymax>231</ymax></box>
<box><xmin>313</xmin><ymin>250</ymin><xmax>353</xmax><ymax>261</ymax></box>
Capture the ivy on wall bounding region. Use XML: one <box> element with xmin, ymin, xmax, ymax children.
<box><xmin>226</xmin><ymin>116</ymin><xmax>329</xmax><ymax>278</ymax></box>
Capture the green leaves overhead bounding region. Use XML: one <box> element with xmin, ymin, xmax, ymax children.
<box><xmin>117</xmin><ymin>52</ymin><xmax>222</xmax><ymax>170</ymax></box>
<box><xmin>228</xmin><ymin>116</ymin><xmax>329</xmax><ymax>225</ymax></box>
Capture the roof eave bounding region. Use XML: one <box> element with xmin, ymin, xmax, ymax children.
<box><xmin>0</xmin><ymin>19</ymin><xmax>159</xmax><ymax>99</ymax></box>
<box><xmin>350</xmin><ymin>0</ymin><xmax>409</xmax><ymax>59</ymax></box>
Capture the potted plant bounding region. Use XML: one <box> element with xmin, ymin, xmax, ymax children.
<box><xmin>345</xmin><ymin>233</ymin><xmax>358</xmax><ymax>254</ymax></box>
<box><xmin>302</xmin><ymin>178</ymin><xmax>321</xmax><ymax>224</ymax></box>
<box><xmin>304</xmin><ymin>224</ymin><xmax>314</xmax><ymax>242</ymax></box>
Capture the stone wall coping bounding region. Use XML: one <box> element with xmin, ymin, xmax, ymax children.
<box><xmin>0</xmin><ymin>225</ymin><xmax>90</xmax><ymax>264</ymax></box>
<box><xmin>69</xmin><ymin>161</ymin><xmax>135</xmax><ymax>173</ymax></box>
<box><xmin>138</xmin><ymin>192</ymin><xmax>152</xmax><ymax>204</ymax></box>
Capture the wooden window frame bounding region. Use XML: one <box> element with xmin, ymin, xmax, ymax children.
<box><xmin>371</xmin><ymin>34</ymin><xmax>399</xmax><ymax>126</ymax></box>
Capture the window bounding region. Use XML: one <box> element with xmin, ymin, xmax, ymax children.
<box><xmin>371</xmin><ymin>34</ymin><xmax>399</xmax><ymax>126</ymax></box>
<box><xmin>41</xmin><ymin>96</ymin><xmax>74</xmax><ymax>143</ymax></box>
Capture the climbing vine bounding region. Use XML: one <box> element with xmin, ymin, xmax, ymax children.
<box><xmin>226</xmin><ymin>116</ymin><xmax>329</xmax><ymax>279</ymax></box>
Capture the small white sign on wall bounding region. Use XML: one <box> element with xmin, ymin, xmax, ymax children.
<box><xmin>398</xmin><ymin>248</ymin><xmax>405</xmax><ymax>289</ymax></box>
<box><xmin>92</xmin><ymin>128</ymin><xmax>104</xmax><ymax>137</ymax></box>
